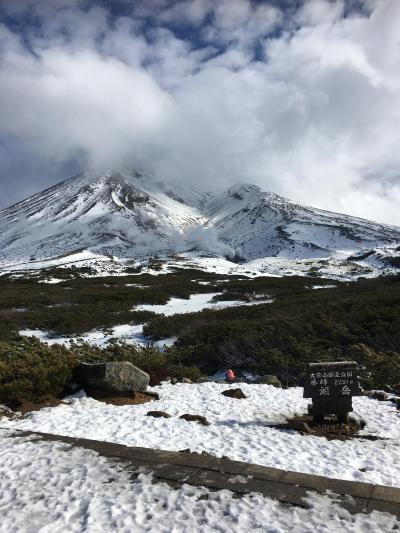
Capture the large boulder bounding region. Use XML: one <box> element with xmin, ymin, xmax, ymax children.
<box><xmin>75</xmin><ymin>362</ymin><xmax>150</xmax><ymax>393</ymax></box>
<box><xmin>254</xmin><ymin>375</ymin><xmax>282</xmax><ymax>387</ymax></box>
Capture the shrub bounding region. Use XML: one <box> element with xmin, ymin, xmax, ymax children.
<box><xmin>0</xmin><ymin>337</ymin><xmax>203</xmax><ymax>404</ymax></box>
<box><xmin>0</xmin><ymin>338</ymin><xmax>77</xmax><ymax>403</ymax></box>
<box><xmin>1</xmin><ymin>271</ymin><xmax>400</xmax><ymax>398</ymax></box>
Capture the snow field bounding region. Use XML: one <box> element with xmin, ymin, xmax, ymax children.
<box><xmin>1</xmin><ymin>249</ymin><xmax>396</xmax><ymax>281</ymax></box>
<box><xmin>134</xmin><ymin>292</ymin><xmax>273</xmax><ymax>316</ymax></box>
<box><xmin>2</xmin><ymin>383</ymin><xmax>400</xmax><ymax>488</ymax></box>
<box><xmin>0</xmin><ymin>430</ymin><xmax>398</xmax><ymax>532</ymax></box>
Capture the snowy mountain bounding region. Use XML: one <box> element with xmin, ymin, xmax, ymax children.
<box><xmin>0</xmin><ymin>169</ymin><xmax>399</xmax><ymax>278</ymax></box>
<box><xmin>203</xmin><ymin>183</ymin><xmax>400</xmax><ymax>260</ymax></box>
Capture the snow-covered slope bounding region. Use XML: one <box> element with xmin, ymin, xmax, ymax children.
<box><xmin>0</xmin><ymin>170</ymin><xmax>209</xmax><ymax>262</ymax></box>
<box><xmin>0</xmin><ymin>168</ymin><xmax>399</xmax><ymax>277</ymax></box>
<box><xmin>205</xmin><ymin>184</ymin><xmax>400</xmax><ymax>260</ymax></box>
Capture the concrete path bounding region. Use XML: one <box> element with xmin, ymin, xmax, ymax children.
<box><xmin>3</xmin><ymin>428</ymin><xmax>400</xmax><ymax>519</ymax></box>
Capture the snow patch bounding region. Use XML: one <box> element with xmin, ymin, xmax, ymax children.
<box><xmin>0</xmin><ymin>429</ymin><xmax>397</xmax><ymax>532</ymax></box>
<box><xmin>3</xmin><ymin>383</ymin><xmax>400</xmax><ymax>487</ymax></box>
<box><xmin>135</xmin><ymin>293</ymin><xmax>273</xmax><ymax>316</ymax></box>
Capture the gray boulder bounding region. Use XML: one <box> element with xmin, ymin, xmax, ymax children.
<box><xmin>370</xmin><ymin>391</ymin><xmax>389</xmax><ymax>401</ymax></box>
<box><xmin>254</xmin><ymin>375</ymin><xmax>282</xmax><ymax>387</ymax></box>
<box><xmin>76</xmin><ymin>362</ymin><xmax>149</xmax><ymax>393</ymax></box>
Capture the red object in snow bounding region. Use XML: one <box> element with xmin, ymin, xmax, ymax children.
<box><xmin>226</xmin><ymin>369</ymin><xmax>235</xmax><ymax>381</ymax></box>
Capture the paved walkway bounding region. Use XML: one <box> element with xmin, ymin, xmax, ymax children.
<box><xmin>3</xmin><ymin>428</ymin><xmax>400</xmax><ymax>519</ymax></box>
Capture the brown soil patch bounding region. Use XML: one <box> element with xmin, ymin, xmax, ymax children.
<box><xmin>3</xmin><ymin>389</ymin><xmax>159</xmax><ymax>414</ymax></box>
<box><xmin>85</xmin><ymin>388</ymin><xmax>159</xmax><ymax>406</ymax></box>
<box><xmin>275</xmin><ymin>414</ymin><xmax>367</xmax><ymax>441</ymax></box>
<box><xmin>222</xmin><ymin>388</ymin><xmax>247</xmax><ymax>399</ymax></box>
<box><xmin>5</xmin><ymin>395</ymin><xmax>64</xmax><ymax>415</ymax></box>
<box><xmin>179</xmin><ymin>413</ymin><xmax>210</xmax><ymax>426</ymax></box>
<box><xmin>147</xmin><ymin>410</ymin><xmax>171</xmax><ymax>418</ymax></box>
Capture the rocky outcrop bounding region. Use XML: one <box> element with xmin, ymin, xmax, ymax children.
<box><xmin>369</xmin><ymin>391</ymin><xmax>389</xmax><ymax>402</ymax></box>
<box><xmin>254</xmin><ymin>375</ymin><xmax>282</xmax><ymax>387</ymax></box>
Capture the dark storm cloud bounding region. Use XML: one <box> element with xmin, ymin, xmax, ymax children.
<box><xmin>0</xmin><ymin>0</ymin><xmax>400</xmax><ymax>224</ymax></box>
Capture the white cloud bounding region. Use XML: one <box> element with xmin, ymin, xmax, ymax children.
<box><xmin>202</xmin><ymin>0</ymin><xmax>282</xmax><ymax>49</ymax></box>
<box><xmin>0</xmin><ymin>0</ymin><xmax>400</xmax><ymax>225</ymax></box>
<box><xmin>0</xmin><ymin>35</ymin><xmax>175</xmax><ymax>170</ymax></box>
<box><xmin>296</xmin><ymin>0</ymin><xmax>345</xmax><ymax>25</ymax></box>
<box><xmin>158</xmin><ymin>0</ymin><xmax>214</xmax><ymax>26</ymax></box>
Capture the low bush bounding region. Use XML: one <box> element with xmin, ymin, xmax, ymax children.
<box><xmin>0</xmin><ymin>338</ymin><xmax>77</xmax><ymax>403</ymax></box>
<box><xmin>0</xmin><ymin>337</ymin><xmax>201</xmax><ymax>404</ymax></box>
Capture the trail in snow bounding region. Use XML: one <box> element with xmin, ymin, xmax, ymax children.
<box><xmin>0</xmin><ymin>429</ymin><xmax>398</xmax><ymax>533</ymax></box>
<box><xmin>2</xmin><ymin>383</ymin><xmax>400</xmax><ymax>488</ymax></box>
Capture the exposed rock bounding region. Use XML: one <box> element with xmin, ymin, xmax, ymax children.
<box><xmin>349</xmin><ymin>416</ymin><xmax>367</xmax><ymax>429</ymax></box>
<box><xmin>254</xmin><ymin>375</ymin><xmax>282</xmax><ymax>387</ymax></box>
<box><xmin>179</xmin><ymin>414</ymin><xmax>210</xmax><ymax>426</ymax></box>
<box><xmin>393</xmin><ymin>384</ymin><xmax>400</xmax><ymax>396</ymax></box>
<box><xmin>278</xmin><ymin>415</ymin><xmax>364</xmax><ymax>440</ymax></box>
<box><xmin>287</xmin><ymin>420</ymin><xmax>312</xmax><ymax>434</ymax></box>
<box><xmin>75</xmin><ymin>362</ymin><xmax>149</xmax><ymax>393</ymax></box>
<box><xmin>196</xmin><ymin>377</ymin><xmax>211</xmax><ymax>383</ymax></box>
<box><xmin>221</xmin><ymin>388</ymin><xmax>247</xmax><ymax>399</ymax></box>
<box><xmin>146</xmin><ymin>411</ymin><xmax>171</xmax><ymax>418</ymax></box>
<box><xmin>389</xmin><ymin>397</ymin><xmax>400</xmax><ymax>409</ymax></box>
<box><xmin>370</xmin><ymin>391</ymin><xmax>389</xmax><ymax>401</ymax></box>
<box><xmin>170</xmin><ymin>378</ymin><xmax>179</xmax><ymax>385</ymax></box>
<box><xmin>181</xmin><ymin>377</ymin><xmax>193</xmax><ymax>384</ymax></box>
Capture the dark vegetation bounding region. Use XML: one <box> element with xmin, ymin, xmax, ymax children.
<box><xmin>145</xmin><ymin>276</ymin><xmax>400</xmax><ymax>389</ymax></box>
<box><xmin>0</xmin><ymin>266</ymin><xmax>399</xmax><ymax>403</ymax></box>
<box><xmin>0</xmin><ymin>336</ymin><xmax>200</xmax><ymax>406</ymax></box>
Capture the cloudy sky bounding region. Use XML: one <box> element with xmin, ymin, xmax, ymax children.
<box><xmin>0</xmin><ymin>0</ymin><xmax>400</xmax><ymax>224</ymax></box>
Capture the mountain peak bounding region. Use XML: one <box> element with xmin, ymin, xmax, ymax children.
<box><xmin>0</xmin><ymin>169</ymin><xmax>399</xmax><ymax>270</ymax></box>
<box><xmin>226</xmin><ymin>183</ymin><xmax>290</xmax><ymax>205</ymax></box>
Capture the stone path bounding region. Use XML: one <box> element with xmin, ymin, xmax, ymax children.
<box><xmin>4</xmin><ymin>428</ymin><xmax>400</xmax><ymax>519</ymax></box>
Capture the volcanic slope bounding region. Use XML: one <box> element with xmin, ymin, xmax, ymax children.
<box><xmin>0</xmin><ymin>169</ymin><xmax>399</xmax><ymax>273</ymax></box>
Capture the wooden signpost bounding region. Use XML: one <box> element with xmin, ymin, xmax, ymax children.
<box><xmin>303</xmin><ymin>361</ymin><xmax>362</xmax><ymax>423</ymax></box>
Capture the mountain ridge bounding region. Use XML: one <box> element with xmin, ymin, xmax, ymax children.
<box><xmin>0</xmin><ymin>169</ymin><xmax>399</xmax><ymax>278</ymax></box>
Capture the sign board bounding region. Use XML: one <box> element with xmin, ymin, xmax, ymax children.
<box><xmin>303</xmin><ymin>361</ymin><xmax>362</xmax><ymax>399</ymax></box>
